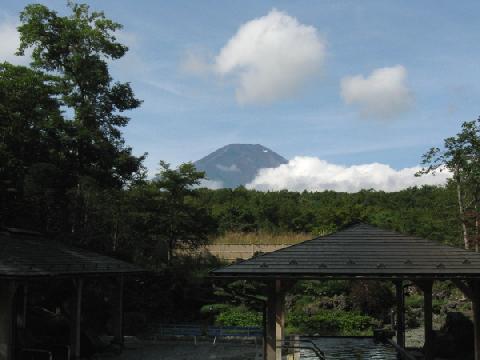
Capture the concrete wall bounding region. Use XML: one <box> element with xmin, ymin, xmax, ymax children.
<box><xmin>177</xmin><ymin>244</ymin><xmax>290</xmax><ymax>262</ymax></box>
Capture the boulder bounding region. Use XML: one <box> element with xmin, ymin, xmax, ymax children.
<box><xmin>431</xmin><ymin>312</ymin><xmax>474</xmax><ymax>359</ymax></box>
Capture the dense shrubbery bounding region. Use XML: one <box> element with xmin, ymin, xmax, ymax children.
<box><xmin>287</xmin><ymin>309</ymin><xmax>374</xmax><ymax>336</ymax></box>
<box><xmin>215</xmin><ymin>306</ymin><xmax>262</xmax><ymax>327</ymax></box>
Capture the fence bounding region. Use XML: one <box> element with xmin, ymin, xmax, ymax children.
<box><xmin>151</xmin><ymin>324</ymin><xmax>263</xmax><ymax>341</ymax></box>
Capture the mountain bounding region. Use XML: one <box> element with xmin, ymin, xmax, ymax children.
<box><xmin>194</xmin><ymin>144</ymin><xmax>288</xmax><ymax>188</ymax></box>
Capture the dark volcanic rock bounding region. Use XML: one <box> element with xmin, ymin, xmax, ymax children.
<box><xmin>432</xmin><ymin>312</ymin><xmax>474</xmax><ymax>358</ymax></box>
<box><xmin>194</xmin><ymin>144</ymin><xmax>287</xmax><ymax>188</ymax></box>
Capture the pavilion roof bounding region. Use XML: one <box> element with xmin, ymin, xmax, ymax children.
<box><xmin>0</xmin><ymin>229</ymin><xmax>144</xmax><ymax>279</ymax></box>
<box><xmin>211</xmin><ymin>223</ymin><xmax>480</xmax><ymax>280</ymax></box>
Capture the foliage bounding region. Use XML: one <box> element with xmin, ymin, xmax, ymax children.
<box><xmin>405</xmin><ymin>294</ymin><xmax>423</xmax><ymax>308</ymax></box>
<box><xmin>198</xmin><ymin>185</ymin><xmax>461</xmax><ymax>247</ymax></box>
<box><xmin>17</xmin><ymin>1</ymin><xmax>145</xmax><ymax>188</ymax></box>
<box><xmin>418</xmin><ymin>118</ymin><xmax>480</xmax><ymax>250</ymax></box>
<box><xmin>215</xmin><ymin>305</ymin><xmax>262</xmax><ymax>327</ymax></box>
<box><xmin>287</xmin><ymin>309</ymin><xmax>374</xmax><ymax>336</ymax></box>
<box><xmin>349</xmin><ymin>281</ymin><xmax>395</xmax><ymax>320</ymax></box>
<box><xmin>211</xmin><ymin>280</ymin><xmax>267</xmax><ymax>312</ymax></box>
<box><xmin>151</xmin><ymin>161</ymin><xmax>216</xmax><ymax>263</ymax></box>
<box><xmin>0</xmin><ymin>63</ymin><xmax>65</xmax><ymax>230</ymax></box>
<box><xmin>293</xmin><ymin>280</ymin><xmax>350</xmax><ymax>298</ymax></box>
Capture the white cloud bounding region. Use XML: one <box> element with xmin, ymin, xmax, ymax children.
<box><xmin>0</xmin><ymin>15</ymin><xmax>29</xmax><ymax>65</ymax></box>
<box><xmin>213</xmin><ymin>9</ymin><xmax>326</xmax><ymax>104</ymax></box>
<box><xmin>340</xmin><ymin>65</ymin><xmax>413</xmax><ymax>119</ymax></box>
<box><xmin>246</xmin><ymin>156</ymin><xmax>450</xmax><ymax>192</ymax></box>
<box><xmin>197</xmin><ymin>179</ymin><xmax>224</xmax><ymax>189</ymax></box>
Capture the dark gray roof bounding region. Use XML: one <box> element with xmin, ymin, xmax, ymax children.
<box><xmin>211</xmin><ymin>224</ymin><xmax>480</xmax><ymax>280</ymax></box>
<box><xmin>0</xmin><ymin>229</ymin><xmax>144</xmax><ymax>278</ymax></box>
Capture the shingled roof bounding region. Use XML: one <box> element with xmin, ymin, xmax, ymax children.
<box><xmin>211</xmin><ymin>223</ymin><xmax>480</xmax><ymax>280</ymax></box>
<box><xmin>0</xmin><ymin>229</ymin><xmax>143</xmax><ymax>278</ymax></box>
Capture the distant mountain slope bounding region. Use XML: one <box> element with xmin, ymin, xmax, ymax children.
<box><xmin>194</xmin><ymin>144</ymin><xmax>288</xmax><ymax>188</ymax></box>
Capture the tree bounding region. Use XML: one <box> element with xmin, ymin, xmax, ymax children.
<box><xmin>17</xmin><ymin>2</ymin><xmax>145</xmax><ymax>188</ymax></box>
<box><xmin>15</xmin><ymin>2</ymin><xmax>146</xmax><ymax>240</ymax></box>
<box><xmin>418</xmin><ymin>118</ymin><xmax>480</xmax><ymax>250</ymax></box>
<box><xmin>153</xmin><ymin>161</ymin><xmax>216</xmax><ymax>263</ymax></box>
<box><xmin>0</xmin><ymin>63</ymin><xmax>66</xmax><ymax>230</ymax></box>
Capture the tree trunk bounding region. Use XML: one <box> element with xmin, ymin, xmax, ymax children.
<box><xmin>456</xmin><ymin>172</ymin><xmax>469</xmax><ymax>250</ymax></box>
<box><xmin>475</xmin><ymin>190</ymin><xmax>480</xmax><ymax>252</ymax></box>
<box><xmin>167</xmin><ymin>239</ymin><xmax>174</xmax><ymax>265</ymax></box>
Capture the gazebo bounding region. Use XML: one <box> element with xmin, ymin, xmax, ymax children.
<box><xmin>211</xmin><ymin>223</ymin><xmax>480</xmax><ymax>360</ymax></box>
<box><xmin>0</xmin><ymin>228</ymin><xmax>144</xmax><ymax>360</ymax></box>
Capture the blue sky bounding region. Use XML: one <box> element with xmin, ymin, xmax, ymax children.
<box><xmin>1</xmin><ymin>1</ymin><xmax>479</xmax><ymax>188</ymax></box>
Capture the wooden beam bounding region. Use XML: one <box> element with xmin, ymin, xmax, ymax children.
<box><xmin>264</xmin><ymin>279</ymin><xmax>287</xmax><ymax>360</ymax></box>
<box><xmin>0</xmin><ymin>280</ymin><xmax>17</xmax><ymax>360</ymax></box>
<box><xmin>395</xmin><ymin>280</ymin><xmax>406</xmax><ymax>349</ymax></box>
<box><xmin>417</xmin><ymin>280</ymin><xmax>433</xmax><ymax>360</ymax></box>
<box><xmin>20</xmin><ymin>284</ymin><xmax>28</xmax><ymax>330</ymax></box>
<box><xmin>265</xmin><ymin>281</ymin><xmax>276</xmax><ymax>360</ymax></box>
<box><xmin>453</xmin><ymin>279</ymin><xmax>473</xmax><ymax>300</ymax></box>
<box><xmin>471</xmin><ymin>280</ymin><xmax>480</xmax><ymax>360</ymax></box>
<box><xmin>111</xmin><ymin>276</ymin><xmax>124</xmax><ymax>346</ymax></box>
<box><xmin>70</xmin><ymin>279</ymin><xmax>83</xmax><ymax>360</ymax></box>
<box><xmin>275</xmin><ymin>280</ymin><xmax>285</xmax><ymax>360</ymax></box>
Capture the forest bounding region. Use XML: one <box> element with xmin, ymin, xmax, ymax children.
<box><xmin>2</xmin><ymin>1</ymin><xmax>480</xmax><ymax>345</ymax></box>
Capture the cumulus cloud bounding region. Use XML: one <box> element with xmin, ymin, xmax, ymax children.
<box><xmin>340</xmin><ymin>65</ymin><xmax>413</xmax><ymax>119</ymax></box>
<box><xmin>246</xmin><ymin>156</ymin><xmax>450</xmax><ymax>192</ymax></box>
<box><xmin>212</xmin><ymin>9</ymin><xmax>326</xmax><ymax>104</ymax></box>
<box><xmin>0</xmin><ymin>15</ymin><xmax>29</xmax><ymax>65</ymax></box>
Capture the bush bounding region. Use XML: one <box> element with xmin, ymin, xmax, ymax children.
<box><xmin>405</xmin><ymin>294</ymin><xmax>423</xmax><ymax>308</ymax></box>
<box><xmin>215</xmin><ymin>305</ymin><xmax>262</xmax><ymax>327</ymax></box>
<box><xmin>349</xmin><ymin>281</ymin><xmax>395</xmax><ymax>321</ymax></box>
<box><xmin>294</xmin><ymin>280</ymin><xmax>350</xmax><ymax>297</ymax></box>
<box><xmin>287</xmin><ymin>309</ymin><xmax>374</xmax><ymax>336</ymax></box>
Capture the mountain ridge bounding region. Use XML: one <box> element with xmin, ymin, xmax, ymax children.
<box><xmin>194</xmin><ymin>144</ymin><xmax>287</xmax><ymax>188</ymax></box>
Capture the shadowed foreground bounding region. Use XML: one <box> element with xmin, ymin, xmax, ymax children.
<box><xmin>103</xmin><ymin>341</ymin><xmax>261</xmax><ymax>360</ymax></box>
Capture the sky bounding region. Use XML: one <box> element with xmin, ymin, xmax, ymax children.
<box><xmin>1</xmin><ymin>1</ymin><xmax>478</xmax><ymax>191</ymax></box>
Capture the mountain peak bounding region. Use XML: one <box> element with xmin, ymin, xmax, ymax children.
<box><xmin>194</xmin><ymin>144</ymin><xmax>287</xmax><ymax>188</ymax></box>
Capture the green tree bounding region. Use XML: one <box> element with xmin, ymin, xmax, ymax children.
<box><xmin>17</xmin><ymin>2</ymin><xmax>145</xmax><ymax>187</ymax></box>
<box><xmin>418</xmin><ymin>118</ymin><xmax>480</xmax><ymax>250</ymax></box>
<box><xmin>16</xmin><ymin>2</ymin><xmax>146</xmax><ymax>240</ymax></box>
<box><xmin>0</xmin><ymin>63</ymin><xmax>65</xmax><ymax>230</ymax></box>
<box><xmin>153</xmin><ymin>161</ymin><xmax>216</xmax><ymax>263</ymax></box>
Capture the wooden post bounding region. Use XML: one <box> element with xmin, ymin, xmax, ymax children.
<box><xmin>70</xmin><ymin>279</ymin><xmax>83</xmax><ymax>359</ymax></box>
<box><xmin>265</xmin><ymin>281</ymin><xmax>276</xmax><ymax>360</ymax></box>
<box><xmin>0</xmin><ymin>281</ymin><xmax>17</xmax><ymax>360</ymax></box>
<box><xmin>420</xmin><ymin>280</ymin><xmax>433</xmax><ymax>360</ymax></box>
<box><xmin>20</xmin><ymin>284</ymin><xmax>28</xmax><ymax>330</ymax></box>
<box><xmin>472</xmin><ymin>280</ymin><xmax>480</xmax><ymax>360</ymax></box>
<box><xmin>262</xmin><ymin>301</ymin><xmax>267</xmax><ymax>360</ymax></box>
<box><xmin>263</xmin><ymin>280</ymin><xmax>284</xmax><ymax>360</ymax></box>
<box><xmin>275</xmin><ymin>280</ymin><xmax>285</xmax><ymax>360</ymax></box>
<box><xmin>112</xmin><ymin>276</ymin><xmax>124</xmax><ymax>346</ymax></box>
<box><xmin>395</xmin><ymin>280</ymin><xmax>406</xmax><ymax>348</ymax></box>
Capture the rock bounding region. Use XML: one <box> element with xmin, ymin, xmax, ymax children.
<box><xmin>431</xmin><ymin>312</ymin><xmax>474</xmax><ymax>358</ymax></box>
